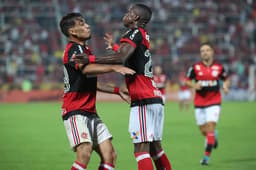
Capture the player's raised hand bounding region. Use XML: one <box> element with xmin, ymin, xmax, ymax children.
<box><xmin>71</xmin><ymin>53</ymin><xmax>89</xmax><ymax>64</ymax></box>
<box><xmin>104</xmin><ymin>33</ymin><xmax>114</xmax><ymax>50</ymax></box>
<box><xmin>112</xmin><ymin>65</ymin><xmax>135</xmax><ymax>75</ymax></box>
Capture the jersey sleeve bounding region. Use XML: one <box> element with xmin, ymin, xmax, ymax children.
<box><xmin>186</xmin><ymin>65</ymin><xmax>196</xmax><ymax>80</ymax></box>
<box><xmin>220</xmin><ymin>65</ymin><xmax>228</xmax><ymax>80</ymax></box>
<box><xmin>120</xmin><ymin>29</ymin><xmax>142</xmax><ymax>48</ymax></box>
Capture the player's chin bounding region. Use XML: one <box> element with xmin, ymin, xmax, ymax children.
<box><xmin>84</xmin><ymin>35</ymin><xmax>91</xmax><ymax>40</ymax></box>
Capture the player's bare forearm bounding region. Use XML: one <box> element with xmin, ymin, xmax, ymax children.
<box><xmin>72</xmin><ymin>42</ymin><xmax>135</xmax><ymax>65</ymax></box>
<box><xmin>97</xmin><ymin>83</ymin><xmax>115</xmax><ymax>93</ymax></box>
<box><xmin>74</xmin><ymin>53</ymin><xmax>123</xmax><ymax>64</ymax></box>
<box><xmin>79</xmin><ymin>64</ymin><xmax>135</xmax><ymax>75</ymax></box>
<box><xmin>223</xmin><ymin>78</ymin><xmax>230</xmax><ymax>94</ymax></box>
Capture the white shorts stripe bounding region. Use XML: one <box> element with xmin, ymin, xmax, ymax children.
<box><xmin>70</xmin><ymin>116</ymin><xmax>80</xmax><ymax>145</ymax></box>
<box><xmin>138</xmin><ymin>106</ymin><xmax>147</xmax><ymax>142</ymax></box>
<box><xmin>136</xmin><ymin>153</ymin><xmax>151</xmax><ymax>162</ymax></box>
<box><xmin>143</xmin><ymin>105</ymin><xmax>148</xmax><ymax>141</ymax></box>
<box><xmin>73</xmin><ymin>116</ymin><xmax>81</xmax><ymax>144</ymax></box>
<box><xmin>138</xmin><ymin>106</ymin><xmax>143</xmax><ymax>142</ymax></box>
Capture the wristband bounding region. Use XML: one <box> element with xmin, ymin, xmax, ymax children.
<box><xmin>112</xmin><ymin>44</ymin><xmax>120</xmax><ymax>52</ymax></box>
<box><xmin>114</xmin><ymin>87</ymin><xmax>120</xmax><ymax>94</ymax></box>
<box><xmin>89</xmin><ymin>55</ymin><xmax>95</xmax><ymax>63</ymax></box>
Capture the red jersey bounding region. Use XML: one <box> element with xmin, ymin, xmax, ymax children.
<box><xmin>186</xmin><ymin>61</ymin><xmax>228</xmax><ymax>107</ymax></box>
<box><xmin>62</xmin><ymin>42</ymin><xmax>97</xmax><ymax>119</ymax></box>
<box><xmin>153</xmin><ymin>74</ymin><xmax>167</xmax><ymax>95</ymax></box>
<box><xmin>120</xmin><ymin>28</ymin><xmax>163</xmax><ymax>106</ymax></box>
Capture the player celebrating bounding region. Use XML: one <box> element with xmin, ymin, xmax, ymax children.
<box><xmin>59</xmin><ymin>13</ymin><xmax>135</xmax><ymax>170</ymax></box>
<box><xmin>153</xmin><ymin>65</ymin><xmax>167</xmax><ymax>103</ymax></box>
<box><xmin>72</xmin><ymin>4</ymin><xmax>172</xmax><ymax>170</ymax></box>
<box><xmin>185</xmin><ymin>42</ymin><xmax>230</xmax><ymax>165</ymax></box>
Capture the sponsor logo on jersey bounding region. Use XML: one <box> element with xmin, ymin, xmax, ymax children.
<box><xmin>198</xmin><ymin>80</ymin><xmax>217</xmax><ymax>87</ymax></box>
<box><xmin>212</xmin><ymin>65</ymin><xmax>219</xmax><ymax>70</ymax></box>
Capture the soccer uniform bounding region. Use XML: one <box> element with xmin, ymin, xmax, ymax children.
<box><xmin>120</xmin><ymin>28</ymin><xmax>164</xmax><ymax>143</ymax></box>
<box><xmin>186</xmin><ymin>61</ymin><xmax>228</xmax><ymax>125</ymax></box>
<box><xmin>62</xmin><ymin>42</ymin><xmax>112</xmax><ymax>149</ymax></box>
<box><xmin>178</xmin><ymin>76</ymin><xmax>191</xmax><ymax>101</ymax></box>
<box><xmin>153</xmin><ymin>74</ymin><xmax>167</xmax><ymax>102</ymax></box>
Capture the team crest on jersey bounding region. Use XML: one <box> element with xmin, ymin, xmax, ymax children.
<box><xmin>195</xmin><ymin>65</ymin><xmax>200</xmax><ymax>70</ymax></box>
<box><xmin>198</xmin><ymin>72</ymin><xmax>203</xmax><ymax>76</ymax></box>
<box><xmin>212</xmin><ymin>65</ymin><xmax>219</xmax><ymax>70</ymax></box>
<box><xmin>81</xmin><ymin>132</ymin><xmax>88</xmax><ymax>139</ymax></box>
<box><xmin>212</xmin><ymin>70</ymin><xmax>218</xmax><ymax>77</ymax></box>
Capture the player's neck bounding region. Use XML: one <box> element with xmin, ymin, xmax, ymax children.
<box><xmin>202</xmin><ymin>59</ymin><xmax>213</xmax><ymax>67</ymax></box>
<box><xmin>68</xmin><ymin>37</ymin><xmax>85</xmax><ymax>46</ymax></box>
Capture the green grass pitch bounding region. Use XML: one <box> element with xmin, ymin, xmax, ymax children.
<box><xmin>0</xmin><ymin>101</ymin><xmax>255</xmax><ymax>170</ymax></box>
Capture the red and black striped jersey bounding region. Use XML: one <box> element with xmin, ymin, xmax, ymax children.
<box><xmin>186</xmin><ymin>61</ymin><xmax>228</xmax><ymax>107</ymax></box>
<box><xmin>61</xmin><ymin>42</ymin><xmax>97</xmax><ymax>118</ymax></box>
<box><xmin>120</xmin><ymin>28</ymin><xmax>163</xmax><ymax>106</ymax></box>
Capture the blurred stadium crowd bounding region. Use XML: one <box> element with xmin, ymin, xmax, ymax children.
<box><xmin>0</xmin><ymin>0</ymin><xmax>256</xmax><ymax>100</ymax></box>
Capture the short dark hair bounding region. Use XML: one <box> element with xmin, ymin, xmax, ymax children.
<box><xmin>200</xmin><ymin>42</ymin><xmax>214</xmax><ymax>49</ymax></box>
<box><xmin>133</xmin><ymin>4</ymin><xmax>152</xmax><ymax>25</ymax></box>
<box><xmin>59</xmin><ymin>12</ymin><xmax>83</xmax><ymax>37</ymax></box>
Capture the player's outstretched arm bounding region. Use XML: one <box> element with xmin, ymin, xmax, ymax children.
<box><xmin>78</xmin><ymin>63</ymin><xmax>135</xmax><ymax>75</ymax></box>
<box><xmin>72</xmin><ymin>42</ymin><xmax>136</xmax><ymax>65</ymax></box>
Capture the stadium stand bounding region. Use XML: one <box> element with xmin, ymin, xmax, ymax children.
<box><xmin>0</xmin><ymin>0</ymin><xmax>255</xmax><ymax>101</ymax></box>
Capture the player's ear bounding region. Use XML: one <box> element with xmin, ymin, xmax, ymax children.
<box><xmin>69</xmin><ymin>28</ymin><xmax>77</xmax><ymax>36</ymax></box>
<box><xmin>134</xmin><ymin>15</ymin><xmax>140</xmax><ymax>21</ymax></box>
